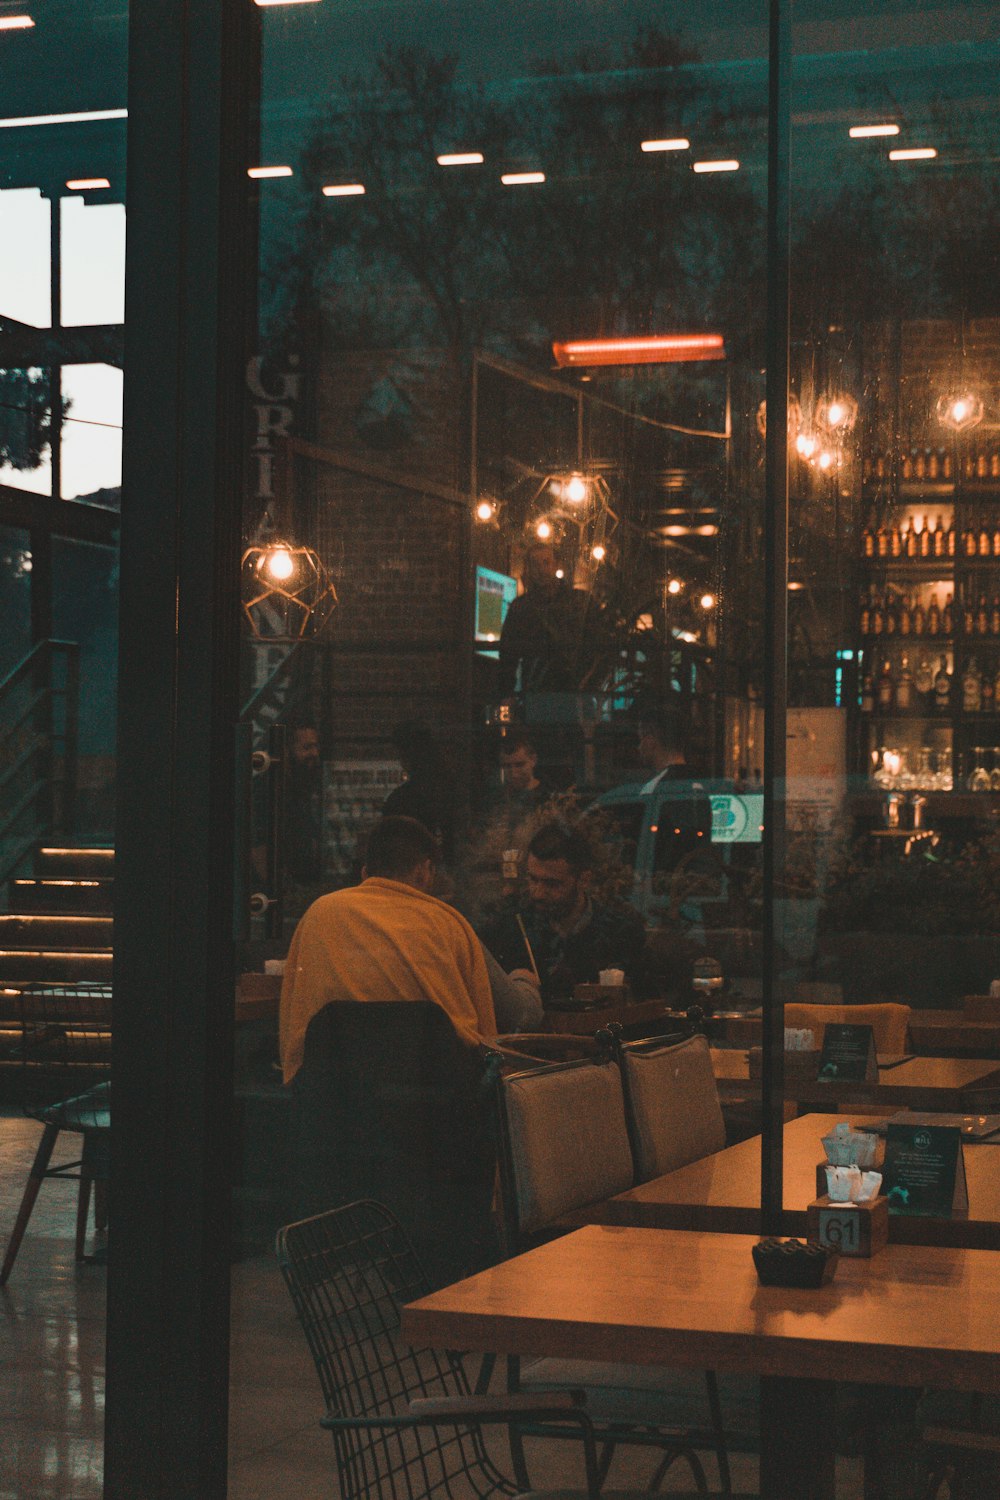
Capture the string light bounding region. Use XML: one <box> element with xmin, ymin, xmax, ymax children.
<box><xmin>536</xmin><ymin>519</ymin><xmax>553</xmax><ymax>540</ymax></box>
<box><xmin>816</xmin><ymin>393</ymin><xmax>858</xmax><ymax>433</ymax></box>
<box><xmin>700</xmin><ymin>592</ymin><xmax>717</xmax><ymax>611</ymax></box>
<box><xmin>591</xmin><ymin>544</ymin><xmax>606</xmax><ymax>562</ymax></box>
<box><xmin>936</xmin><ymin>392</ymin><xmax>983</xmax><ymax>432</ymax></box>
<box><xmin>475</xmin><ymin>500</ymin><xmax>495</xmax><ymax>522</ymax></box>
<box><xmin>666</xmin><ymin>578</ymin><xmax>683</xmax><ymax>595</ymax></box>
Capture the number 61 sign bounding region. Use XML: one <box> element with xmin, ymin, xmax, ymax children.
<box><xmin>807</xmin><ymin>1197</ymin><xmax>889</xmax><ymax>1258</ymax></box>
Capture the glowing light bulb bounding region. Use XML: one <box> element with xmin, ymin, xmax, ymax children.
<box><xmin>536</xmin><ymin>519</ymin><xmax>553</xmax><ymax>540</ymax></box>
<box><xmin>952</xmin><ymin>399</ymin><xmax>968</xmax><ymax>423</ymax></box>
<box><xmin>666</xmin><ymin>578</ymin><xmax>683</xmax><ymax>595</ymax></box>
<box><xmin>555</xmin><ymin>568</ymin><xmax>565</xmax><ymax>579</ymax></box>
<box><xmin>475</xmin><ymin>500</ymin><xmax>494</xmax><ymax>522</ymax></box>
<box><xmin>565</xmin><ymin>474</ymin><xmax>588</xmax><ymax>504</ymax></box>
<box><xmin>796</xmin><ymin>433</ymin><xmax>818</xmax><ymax>460</ymax></box>
<box><xmin>817</xmin><ymin>450</ymin><xmax>835</xmax><ymax>471</ymax></box>
<box><xmin>700</xmin><ymin>592</ymin><xmax>716</xmax><ymax>611</ymax></box>
<box><xmin>827</xmin><ymin>402</ymin><xmax>845</xmax><ymax>426</ymax></box>
<box><xmin>263</xmin><ymin>546</ymin><xmax>294</xmax><ymax>581</ymax></box>
<box><xmin>591</xmin><ymin>544</ymin><xmax>606</xmax><ymax>562</ymax></box>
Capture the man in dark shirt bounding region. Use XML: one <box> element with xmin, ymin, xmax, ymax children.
<box><xmin>482</xmin><ymin>822</ymin><xmax>646</xmax><ymax>1002</ymax></box>
<box><xmin>497</xmin><ymin>542</ymin><xmax>593</xmax><ymax>698</ymax></box>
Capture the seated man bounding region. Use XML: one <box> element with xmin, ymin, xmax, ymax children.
<box><xmin>482</xmin><ymin>822</ymin><xmax>647</xmax><ymax>1003</ymax></box>
<box><xmin>280</xmin><ymin>815</ymin><xmax>539</xmax><ymax>1082</ymax></box>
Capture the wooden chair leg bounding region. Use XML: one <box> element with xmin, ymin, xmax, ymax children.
<box><xmin>0</xmin><ymin>1123</ymin><xmax>60</xmax><ymax>1286</ymax></box>
<box><xmin>75</xmin><ymin>1174</ymin><xmax>93</xmax><ymax>1261</ymax></box>
<box><xmin>93</xmin><ymin>1180</ymin><xmax>109</xmax><ymax>1233</ymax></box>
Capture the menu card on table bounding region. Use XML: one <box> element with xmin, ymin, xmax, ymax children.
<box><xmin>818</xmin><ymin>1024</ymin><xmax>878</xmax><ymax>1084</ymax></box>
<box><xmin>882</xmin><ymin>1124</ymin><xmax>969</xmax><ymax>1216</ymax></box>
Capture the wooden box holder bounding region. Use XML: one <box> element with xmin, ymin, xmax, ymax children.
<box><xmin>806</xmin><ymin>1194</ymin><xmax>889</xmax><ymax>1258</ymax></box>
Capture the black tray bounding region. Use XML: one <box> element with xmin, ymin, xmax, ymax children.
<box><xmin>752</xmin><ymin>1238</ymin><xmax>838</xmax><ymax>1288</ymax></box>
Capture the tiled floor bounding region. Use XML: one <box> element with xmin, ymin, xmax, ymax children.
<box><xmin>0</xmin><ymin>1107</ymin><xmax>879</xmax><ymax>1499</ymax></box>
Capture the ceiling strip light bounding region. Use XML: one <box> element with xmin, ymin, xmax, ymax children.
<box><xmin>0</xmin><ymin>108</ymin><xmax>127</xmax><ymax>128</ymax></box>
<box><xmin>254</xmin><ymin>0</ymin><xmax>322</xmax><ymax>6</ymax></box>
<box><xmin>66</xmin><ymin>177</ymin><xmax>110</xmax><ymax>190</ymax></box>
<box><xmin>322</xmin><ymin>182</ymin><xmax>365</xmax><ymax>196</ymax></box>
<box><xmin>553</xmin><ymin>333</ymin><xmax>725</xmax><ymax>368</ymax></box>
<box><xmin>641</xmin><ymin>137</ymin><xmax>689</xmax><ymax>153</ymax></box>
<box><xmin>501</xmin><ymin>171</ymin><xmax>545</xmax><ymax>185</ymax></box>
<box><xmin>248</xmin><ymin>165</ymin><xmax>293</xmax><ymax>179</ymax></box>
<box><xmin>693</xmin><ymin>159</ymin><xmax>739</xmax><ymax>174</ymax></box>
<box><xmin>0</xmin><ymin>14</ymin><xmax>34</xmax><ymax>28</ymax></box>
<box><xmin>437</xmin><ymin>152</ymin><xmax>484</xmax><ymax>166</ymax></box>
<box><xmin>849</xmin><ymin>123</ymin><xmax>900</xmax><ymax>138</ymax></box>
<box><xmin>889</xmin><ymin>147</ymin><xmax>937</xmax><ymax>161</ymax></box>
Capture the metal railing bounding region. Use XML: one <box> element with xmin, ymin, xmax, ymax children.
<box><xmin>0</xmin><ymin>640</ymin><xmax>80</xmax><ymax>887</ymax></box>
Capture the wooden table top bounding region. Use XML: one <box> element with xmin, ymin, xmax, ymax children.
<box><xmin>711</xmin><ymin>1048</ymin><xmax>1000</xmax><ymax>1109</ymax></box>
<box><xmin>403</xmin><ymin>1223</ymin><xmax>1000</xmax><ymax>1394</ymax></box>
<box><xmin>724</xmin><ymin>1009</ymin><xmax>1000</xmax><ymax>1057</ymax></box>
<box><xmin>598</xmin><ymin>1111</ymin><xmax>1000</xmax><ymax>1249</ymax></box>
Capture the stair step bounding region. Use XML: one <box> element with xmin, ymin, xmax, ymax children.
<box><xmin>0</xmin><ymin>914</ymin><xmax>113</xmax><ymax>949</ymax></box>
<box><xmin>35</xmin><ymin>846</ymin><xmax>115</xmax><ymax>879</ymax></box>
<box><xmin>0</xmin><ymin>950</ymin><xmax>114</xmax><ymax>982</ymax></box>
<box><xmin>9</xmin><ymin>879</ymin><xmax>114</xmax><ymax>915</ymax></box>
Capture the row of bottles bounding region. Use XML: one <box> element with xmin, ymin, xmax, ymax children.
<box><xmin>862</xmin><ymin>654</ymin><xmax>1000</xmax><ymax>715</ymax></box>
<box><xmin>863</xmin><ymin>449</ymin><xmax>1000</xmax><ymax>484</ymax></box>
<box><xmin>861</xmin><ymin>513</ymin><xmax>1000</xmax><ymax>560</ymax></box>
<box><xmin>860</xmin><ymin>587</ymin><xmax>954</xmax><ymax>637</ymax></box>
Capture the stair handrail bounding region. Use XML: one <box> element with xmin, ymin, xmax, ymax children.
<box><xmin>0</xmin><ymin>639</ymin><xmax>81</xmax><ymax>888</ymax></box>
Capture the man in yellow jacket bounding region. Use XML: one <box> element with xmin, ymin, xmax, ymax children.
<box><xmin>280</xmin><ymin>816</ymin><xmax>505</xmax><ymax>1084</ymax></box>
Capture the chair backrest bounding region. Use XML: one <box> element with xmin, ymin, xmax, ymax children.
<box><xmin>10</xmin><ymin>983</ymin><xmax>112</xmax><ymax>1127</ymax></box>
<box><xmin>293</xmin><ymin>1001</ymin><xmax>498</xmax><ymax>1289</ymax></box>
<box><xmin>783</xmin><ymin>1001</ymin><xmax>911</xmax><ymax>1054</ymax></box>
<box><xmin>277</xmin><ymin>1200</ymin><xmax>505</xmax><ymax>1500</ymax></box>
<box><xmin>616</xmin><ymin>1032</ymin><xmax>726</xmax><ymax>1182</ymax></box>
<box><xmin>496</xmin><ymin>1056</ymin><xmax>633</xmax><ymax>1243</ymax></box>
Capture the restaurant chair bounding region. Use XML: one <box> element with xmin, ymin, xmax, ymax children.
<box><xmin>0</xmin><ymin>983</ymin><xmax>112</xmax><ymax>1284</ymax></box>
<box><xmin>611</xmin><ymin>1031</ymin><xmax>726</xmax><ymax>1184</ymax></box>
<box><xmin>291</xmin><ymin>1000</ymin><xmax>499</xmax><ymax>1291</ymax></box>
<box><xmin>782</xmin><ymin>1001</ymin><xmax>911</xmax><ymax>1055</ymax></box>
<box><xmin>495</xmin><ymin>1054</ymin><xmax>735</xmax><ymax>1495</ymax></box>
<box><xmin>277</xmin><ymin>1200</ymin><xmax>757</xmax><ymax>1500</ymax></box>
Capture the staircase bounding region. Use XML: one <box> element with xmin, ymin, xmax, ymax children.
<box><xmin>0</xmin><ymin>846</ymin><xmax>114</xmax><ymax>1092</ymax></box>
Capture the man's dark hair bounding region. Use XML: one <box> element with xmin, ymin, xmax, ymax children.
<box><xmin>364</xmin><ymin>816</ymin><xmax>438</xmax><ymax>878</ymax></box>
<box><xmin>528</xmin><ymin>821</ymin><xmax>592</xmax><ymax>873</ymax></box>
<box><xmin>500</xmin><ymin>729</ymin><xmax>537</xmax><ymax>757</ymax></box>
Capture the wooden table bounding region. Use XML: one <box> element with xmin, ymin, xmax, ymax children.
<box><xmin>724</xmin><ymin>1008</ymin><xmax>1000</xmax><ymax>1058</ymax></box>
<box><xmin>404</xmin><ymin>1224</ymin><xmax>1000</xmax><ymax>1499</ymax></box>
<box><xmin>712</xmin><ymin>1047</ymin><xmax>1000</xmax><ymax>1110</ymax></box>
<box><xmin>598</xmin><ymin>1111</ymin><xmax>1000</xmax><ymax>1249</ymax></box>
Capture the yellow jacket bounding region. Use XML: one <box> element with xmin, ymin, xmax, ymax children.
<box><xmin>279</xmin><ymin>877</ymin><xmax>497</xmax><ymax>1083</ymax></box>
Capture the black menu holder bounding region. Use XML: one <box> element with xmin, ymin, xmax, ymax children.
<box><xmin>818</xmin><ymin>1023</ymin><xmax>878</xmax><ymax>1084</ymax></box>
<box><xmin>882</xmin><ymin>1124</ymin><xmax>969</xmax><ymax>1217</ymax></box>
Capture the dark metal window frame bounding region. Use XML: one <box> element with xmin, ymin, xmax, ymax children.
<box><xmin>108</xmin><ymin>3</ymin><xmax>790</xmax><ymax>1497</ymax></box>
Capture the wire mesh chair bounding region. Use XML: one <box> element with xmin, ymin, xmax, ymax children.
<box><xmin>277</xmin><ymin>1198</ymin><xmax>613</xmax><ymax>1500</ymax></box>
<box><xmin>0</xmin><ymin>982</ymin><xmax>112</xmax><ymax>1284</ymax></box>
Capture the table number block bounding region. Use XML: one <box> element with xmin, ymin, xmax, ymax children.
<box><xmin>806</xmin><ymin>1195</ymin><xmax>889</xmax><ymax>1257</ymax></box>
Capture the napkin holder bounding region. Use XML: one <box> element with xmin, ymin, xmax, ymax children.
<box><xmin>806</xmin><ymin>1195</ymin><xmax>889</xmax><ymax>1258</ymax></box>
<box><xmin>752</xmin><ymin>1238</ymin><xmax>838</xmax><ymax>1288</ymax></box>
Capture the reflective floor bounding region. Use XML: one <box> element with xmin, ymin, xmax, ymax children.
<box><xmin>1</xmin><ymin>1106</ymin><xmax>875</xmax><ymax>1499</ymax></box>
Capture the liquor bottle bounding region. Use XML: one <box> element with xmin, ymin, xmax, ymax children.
<box><xmin>896</xmin><ymin>654</ymin><xmax>914</xmax><ymax>711</ymax></box>
<box><xmin>993</xmin><ymin>519</ymin><xmax>1000</xmax><ymax>558</ymax></box>
<box><xmin>947</xmin><ymin>517</ymin><xmax>956</xmax><ymax>556</ymax></box>
<box><xmin>965</xmin><ymin>523</ymin><xmax>978</xmax><ymax>558</ymax></box>
<box><xmin>979</xmin><ymin>516</ymin><xmax>991</xmax><ymax>557</ymax></box>
<box><xmin>927</xmin><ymin>593</ymin><xmax>941</xmax><ymax>636</ymax></box>
<box><xmin>912</xmin><ymin>594</ymin><xmax>926</xmax><ymax>635</ymax></box>
<box><xmin>942</xmin><ymin>592</ymin><xmax>954</xmax><ymax>636</ymax></box>
<box><xmin>899</xmin><ymin>593</ymin><xmax>912</xmax><ymax>636</ymax></box>
<box><xmin>860</xmin><ymin>672</ymin><xmax>874</xmax><ymax>713</ymax></box>
<box><xmin>963</xmin><ymin>657</ymin><xmax>983</xmax><ymax>714</ymax></box>
<box><xmin>877</xmin><ymin>658</ymin><xmax>894</xmax><ymax>711</ymax></box>
<box><xmin>914</xmin><ymin>449</ymin><xmax>926</xmax><ymax>480</ymax></box>
<box><xmin>977</xmin><ymin>595</ymin><xmax>990</xmax><ymax>637</ymax></box>
<box><xmin>915</xmin><ymin>653</ymin><xmax>934</xmax><ymax>700</ymax></box>
<box><xmin>862</xmin><ymin>516</ymin><xmax>875</xmax><ymax>557</ymax></box>
<box><xmin>890</xmin><ymin>518</ymin><xmax>902</xmax><ymax>558</ymax></box>
<box><xmin>992</xmin><ymin>451</ymin><xmax>1000</xmax><ymax>479</ymax></box>
<box><xmin>934</xmin><ymin>654</ymin><xmax>952</xmax><ymax>713</ymax></box>
<box><xmin>885</xmin><ymin>595</ymin><xmax>898</xmax><ymax>635</ymax></box>
<box><xmin>978</xmin><ymin>451</ymin><xmax>989</xmax><ymax>479</ymax></box>
<box><xmin>992</xmin><ymin>595</ymin><xmax>1000</xmax><ymax>636</ymax></box>
<box><xmin>876</xmin><ymin>519</ymin><xmax>889</xmax><ymax>558</ymax></box>
<box><xmin>943</xmin><ymin>449</ymin><xmax>953</xmax><ymax>479</ymax></box>
<box><xmin>963</xmin><ymin>585</ymin><xmax>975</xmax><ymax>637</ymax></box>
<box><xmin>928</xmin><ymin>448</ymin><xmax>939</xmax><ymax>480</ymax></box>
<box><xmin>860</xmin><ymin>589</ymin><xmax>872</xmax><ymax>636</ymax></box>
<box><xmin>872</xmin><ymin>592</ymin><xmax>885</xmax><ymax>635</ymax></box>
<box><xmin>933</xmin><ymin>514</ymin><xmax>946</xmax><ymax>558</ymax></box>
<box><xmin>902</xmin><ymin>451</ymin><xmax>913</xmax><ymax>481</ymax></box>
<box><xmin>905</xmin><ymin>521</ymin><xmax>918</xmax><ymax>558</ymax></box>
<box><xmin>920</xmin><ymin>517</ymin><xmax>932</xmax><ymax>558</ymax></box>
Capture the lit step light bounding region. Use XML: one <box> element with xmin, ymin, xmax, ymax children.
<box><xmin>849</xmin><ymin>124</ymin><xmax>899</xmax><ymax>138</ymax></box>
<box><xmin>248</xmin><ymin>165</ymin><xmax>293</xmax><ymax>179</ymax></box>
<box><xmin>322</xmin><ymin>182</ymin><xmax>365</xmax><ymax>196</ymax></box>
